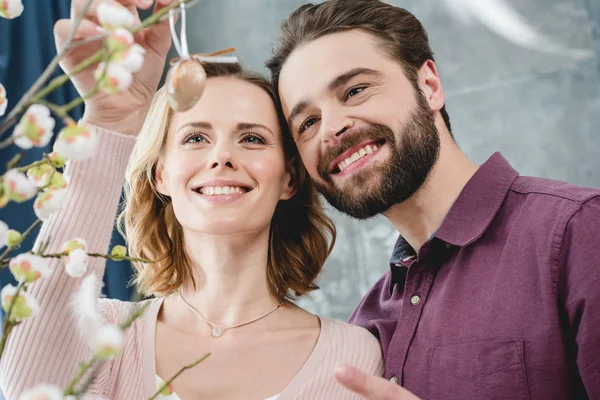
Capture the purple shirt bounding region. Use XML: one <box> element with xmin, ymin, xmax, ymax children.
<box><xmin>349</xmin><ymin>153</ymin><xmax>600</xmax><ymax>400</ymax></box>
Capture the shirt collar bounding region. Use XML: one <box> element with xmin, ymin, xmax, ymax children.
<box><xmin>389</xmin><ymin>152</ymin><xmax>519</xmax><ymax>265</ymax></box>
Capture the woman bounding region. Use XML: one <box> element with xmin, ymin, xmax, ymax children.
<box><xmin>0</xmin><ymin>1</ymin><xmax>383</xmax><ymax>399</ymax></box>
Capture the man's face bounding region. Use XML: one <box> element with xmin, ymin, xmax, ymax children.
<box><xmin>278</xmin><ymin>30</ymin><xmax>441</xmax><ymax>219</ymax></box>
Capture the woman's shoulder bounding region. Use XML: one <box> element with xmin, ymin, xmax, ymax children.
<box><xmin>321</xmin><ymin>317</ymin><xmax>380</xmax><ymax>347</ymax></box>
<box><xmin>97</xmin><ymin>297</ymin><xmax>160</xmax><ymax>326</ymax></box>
<box><xmin>318</xmin><ymin>317</ymin><xmax>384</xmax><ymax>373</ymax></box>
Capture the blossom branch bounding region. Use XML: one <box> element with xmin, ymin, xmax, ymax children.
<box><xmin>0</xmin><ymin>0</ymin><xmax>95</xmax><ymax>139</ymax></box>
<box><xmin>0</xmin><ymin>219</ymin><xmax>42</xmax><ymax>262</ymax></box>
<box><xmin>148</xmin><ymin>353</ymin><xmax>211</xmax><ymax>400</ymax></box>
<box><xmin>0</xmin><ymin>282</ymin><xmax>25</xmax><ymax>358</ymax></box>
<box><xmin>63</xmin><ymin>302</ymin><xmax>151</xmax><ymax>396</ymax></box>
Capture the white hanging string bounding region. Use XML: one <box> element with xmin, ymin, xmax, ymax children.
<box><xmin>168</xmin><ymin>1</ymin><xmax>239</xmax><ymax>64</ymax></box>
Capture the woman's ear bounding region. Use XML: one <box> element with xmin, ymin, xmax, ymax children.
<box><xmin>154</xmin><ymin>160</ymin><xmax>170</xmax><ymax>197</ymax></box>
<box><xmin>280</xmin><ymin>157</ymin><xmax>299</xmax><ymax>201</ymax></box>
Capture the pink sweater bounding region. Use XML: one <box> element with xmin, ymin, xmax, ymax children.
<box><xmin>0</xmin><ymin>126</ymin><xmax>384</xmax><ymax>399</ymax></box>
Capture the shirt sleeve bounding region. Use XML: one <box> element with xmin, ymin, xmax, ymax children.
<box><xmin>0</xmin><ymin>126</ymin><xmax>136</xmax><ymax>399</ymax></box>
<box><xmin>557</xmin><ymin>194</ymin><xmax>600</xmax><ymax>398</ymax></box>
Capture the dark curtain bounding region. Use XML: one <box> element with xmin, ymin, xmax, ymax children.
<box><xmin>0</xmin><ymin>0</ymin><xmax>135</xmax><ymax>312</ymax></box>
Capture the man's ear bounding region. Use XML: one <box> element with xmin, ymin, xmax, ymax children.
<box><xmin>418</xmin><ymin>60</ymin><xmax>445</xmax><ymax>113</ymax></box>
<box><xmin>280</xmin><ymin>157</ymin><xmax>299</xmax><ymax>201</ymax></box>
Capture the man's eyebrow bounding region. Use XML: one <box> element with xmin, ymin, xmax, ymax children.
<box><xmin>287</xmin><ymin>68</ymin><xmax>382</xmax><ymax>128</ymax></box>
<box><xmin>287</xmin><ymin>100</ymin><xmax>310</xmax><ymax>129</ymax></box>
<box><xmin>327</xmin><ymin>67</ymin><xmax>382</xmax><ymax>92</ymax></box>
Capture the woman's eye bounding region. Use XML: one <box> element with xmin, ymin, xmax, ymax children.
<box><xmin>299</xmin><ymin>118</ymin><xmax>318</xmax><ymax>134</ymax></box>
<box><xmin>242</xmin><ymin>134</ymin><xmax>266</xmax><ymax>145</ymax></box>
<box><xmin>346</xmin><ymin>86</ymin><xmax>366</xmax><ymax>99</ymax></box>
<box><xmin>183</xmin><ymin>133</ymin><xmax>207</xmax><ymax>144</ymax></box>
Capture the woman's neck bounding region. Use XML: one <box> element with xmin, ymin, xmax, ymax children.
<box><xmin>177</xmin><ymin>226</ymin><xmax>280</xmax><ymax>327</ymax></box>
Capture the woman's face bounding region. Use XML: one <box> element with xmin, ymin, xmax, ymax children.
<box><xmin>155</xmin><ymin>77</ymin><xmax>295</xmax><ymax>237</ymax></box>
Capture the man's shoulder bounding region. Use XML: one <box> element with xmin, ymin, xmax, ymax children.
<box><xmin>510</xmin><ymin>175</ymin><xmax>600</xmax><ymax>205</ymax></box>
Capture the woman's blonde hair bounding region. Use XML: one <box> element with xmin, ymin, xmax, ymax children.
<box><xmin>118</xmin><ymin>62</ymin><xmax>336</xmax><ymax>302</ymax></box>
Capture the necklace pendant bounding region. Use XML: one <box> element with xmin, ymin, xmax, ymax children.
<box><xmin>211</xmin><ymin>326</ymin><xmax>222</xmax><ymax>338</ymax></box>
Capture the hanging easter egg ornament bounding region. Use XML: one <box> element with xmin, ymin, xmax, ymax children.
<box><xmin>166</xmin><ymin>3</ymin><xmax>238</xmax><ymax>112</ymax></box>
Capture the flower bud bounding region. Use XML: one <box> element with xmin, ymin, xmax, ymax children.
<box><xmin>0</xmin><ymin>0</ymin><xmax>24</xmax><ymax>20</ymax></box>
<box><xmin>93</xmin><ymin>324</ymin><xmax>123</xmax><ymax>359</ymax></box>
<box><xmin>110</xmin><ymin>245</ymin><xmax>127</xmax><ymax>259</ymax></box>
<box><xmin>13</xmin><ymin>104</ymin><xmax>55</xmax><ymax>150</ymax></box>
<box><xmin>6</xmin><ymin>229</ymin><xmax>22</xmax><ymax>248</ymax></box>
<box><xmin>1</xmin><ymin>284</ymin><xmax>39</xmax><ymax>321</ymax></box>
<box><xmin>0</xmin><ymin>82</ymin><xmax>7</xmax><ymax>116</ymax></box>
<box><xmin>54</xmin><ymin>123</ymin><xmax>99</xmax><ymax>161</ymax></box>
<box><xmin>9</xmin><ymin>253</ymin><xmax>52</xmax><ymax>283</ymax></box>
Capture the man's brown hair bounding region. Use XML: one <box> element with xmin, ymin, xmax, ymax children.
<box><xmin>266</xmin><ymin>0</ymin><xmax>452</xmax><ymax>133</ymax></box>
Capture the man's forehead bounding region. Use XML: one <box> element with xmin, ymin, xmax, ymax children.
<box><xmin>278</xmin><ymin>30</ymin><xmax>387</xmax><ymax>108</ymax></box>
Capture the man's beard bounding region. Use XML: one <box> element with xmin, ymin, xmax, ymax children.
<box><xmin>314</xmin><ymin>93</ymin><xmax>440</xmax><ymax>219</ymax></box>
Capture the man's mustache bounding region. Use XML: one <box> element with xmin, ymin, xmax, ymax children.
<box><xmin>317</xmin><ymin>125</ymin><xmax>395</xmax><ymax>179</ymax></box>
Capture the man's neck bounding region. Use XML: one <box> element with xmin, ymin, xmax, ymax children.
<box><xmin>384</xmin><ymin>138</ymin><xmax>478</xmax><ymax>253</ymax></box>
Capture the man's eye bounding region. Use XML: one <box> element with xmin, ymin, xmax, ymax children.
<box><xmin>299</xmin><ymin>118</ymin><xmax>318</xmax><ymax>133</ymax></box>
<box><xmin>346</xmin><ymin>86</ymin><xmax>366</xmax><ymax>100</ymax></box>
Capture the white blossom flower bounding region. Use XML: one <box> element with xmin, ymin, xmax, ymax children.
<box><xmin>106</xmin><ymin>27</ymin><xmax>134</xmax><ymax>53</ymax></box>
<box><xmin>112</xmin><ymin>44</ymin><xmax>146</xmax><ymax>73</ymax></box>
<box><xmin>62</xmin><ymin>237</ymin><xmax>88</xmax><ymax>253</ymax></box>
<box><xmin>13</xmin><ymin>104</ymin><xmax>55</xmax><ymax>150</ymax></box>
<box><xmin>0</xmin><ymin>82</ymin><xmax>7</xmax><ymax>116</ymax></box>
<box><xmin>0</xmin><ymin>0</ymin><xmax>23</xmax><ymax>20</ymax></box>
<box><xmin>18</xmin><ymin>383</ymin><xmax>63</xmax><ymax>400</ymax></box>
<box><xmin>48</xmin><ymin>151</ymin><xmax>66</xmax><ymax>168</ymax></box>
<box><xmin>65</xmin><ymin>248</ymin><xmax>88</xmax><ymax>278</ymax></box>
<box><xmin>97</xmin><ymin>2</ymin><xmax>136</xmax><ymax>30</ymax></box>
<box><xmin>33</xmin><ymin>188</ymin><xmax>68</xmax><ymax>221</ymax></box>
<box><xmin>93</xmin><ymin>324</ymin><xmax>123</xmax><ymax>359</ymax></box>
<box><xmin>53</xmin><ymin>123</ymin><xmax>99</xmax><ymax>161</ymax></box>
<box><xmin>0</xmin><ymin>220</ymin><xmax>8</xmax><ymax>249</ymax></box>
<box><xmin>94</xmin><ymin>62</ymin><xmax>133</xmax><ymax>94</ymax></box>
<box><xmin>1</xmin><ymin>284</ymin><xmax>39</xmax><ymax>321</ymax></box>
<box><xmin>5</xmin><ymin>229</ymin><xmax>21</xmax><ymax>248</ymax></box>
<box><xmin>9</xmin><ymin>253</ymin><xmax>51</xmax><ymax>283</ymax></box>
<box><xmin>2</xmin><ymin>169</ymin><xmax>37</xmax><ymax>203</ymax></box>
<box><xmin>26</xmin><ymin>163</ymin><xmax>54</xmax><ymax>187</ymax></box>
<box><xmin>72</xmin><ymin>273</ymin><xmax>103</xmax><ymax>344</ymax></box>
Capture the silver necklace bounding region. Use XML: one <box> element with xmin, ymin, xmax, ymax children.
<box><xmin>178</xmin><ymin>289</ymin><xmax>283</xmax><ymax>338</ymax></box>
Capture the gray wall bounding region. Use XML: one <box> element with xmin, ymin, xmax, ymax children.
<box><xmin>184</xmin><ymin>0</ymin><xmax>600</xmax><ymax>319</ymax></box>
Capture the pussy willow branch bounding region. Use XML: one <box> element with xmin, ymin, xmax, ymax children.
<box><xmin>0</xmin><ymin>0</ymin><xmax>196</xmax><ymax>145</ymax></box>
<box><xmin>0</xmin><ymin>282</ymin><xmax>25</xmax><ymax>359</ymax></box>
<box><xmin>0</xmin><ymin>219</ymin><xmax>42</xmax><ymax>263</ymax></box>
<box><xmin>63</xmin><ymin>303</ymin><xmax>151</xmax><ymax>396</ymax></box>
<box><xmin>148</xmin><ymin>353</ymin><xmax>211</xmax><ymax>400</ymax></box>
<box><xmin>0</xmin><ymin>0</ymin><xmax>95</xmax><ymax>139</ymax></box>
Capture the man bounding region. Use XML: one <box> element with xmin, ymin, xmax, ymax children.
<box><xmin>266</xmin><ymin>0</ymin><xmax>600</xmax><ymax>399</ymax></box>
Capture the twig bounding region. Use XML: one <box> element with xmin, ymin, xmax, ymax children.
<box><xmin>0</xmin><ymin>282</ymin><xmax>25</xmax><ymax>359</ymax></box>
<box><xmin>15</xmin><ymin>158</ymin><xmax>48</xmax><ymax>173</ymax></box>
<box><xmin>148</xmin><ymin>353</ymin><xmax>211</xmax><ymax>400</ymax></box>
<box><xmin>62</xmin><ymin>356</ymin><xmax>100</xmax><ymax>396</ymax></box>
<box><xmin>5</xmin><ymin>153</ymin><xmax>23</xmax><ymax>170</ymax></box>
<box><xmin>0</xmin><ymin>219</ymin><xmax>42</xmax><ymax>262</ymax></box>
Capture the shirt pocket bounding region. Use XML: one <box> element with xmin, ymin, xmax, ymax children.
<box><xmin>426</xmin><ymin>339</ymin><xmax>529</xmax><ymax>400</ymax></box>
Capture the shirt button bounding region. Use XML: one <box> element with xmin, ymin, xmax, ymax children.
<box><xmin>390</xmin><ymin>376</ymin><xmax>398</xmax><ymax>384</ymax></box>
<box><xmin>410</xmin><ymin>295</ymin><xmax>421</xmax><ymax>305</ymax></box>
